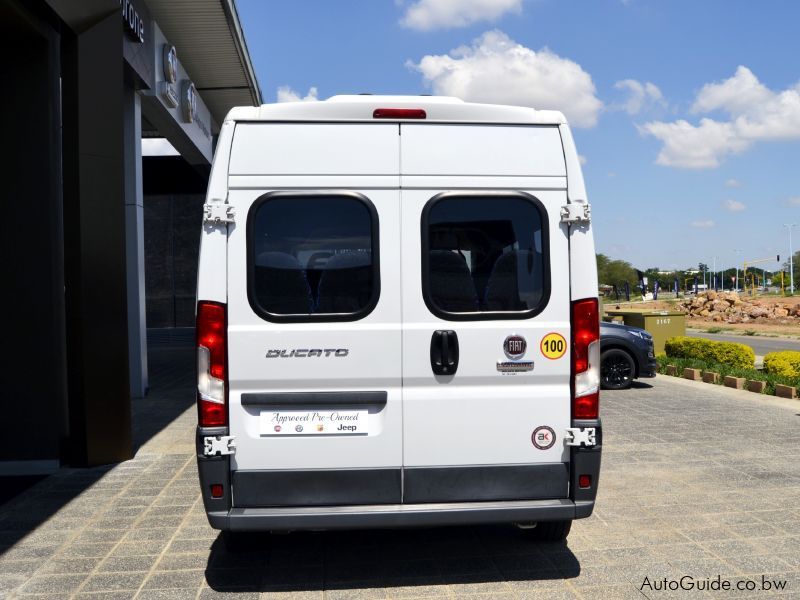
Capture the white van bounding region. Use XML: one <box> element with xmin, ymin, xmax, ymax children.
<box><xmin>195</xmin><ymin>95</ymin><xmax>601</xmax><ymax>543</ymax></box>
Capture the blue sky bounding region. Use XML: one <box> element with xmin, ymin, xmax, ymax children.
<box><xmin>236</xmin><ymin>0</ymin><xmax>800</xmax><ymax>272</ymax></box>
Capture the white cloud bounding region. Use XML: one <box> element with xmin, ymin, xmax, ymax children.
<box><xmin>400</xmin><ymin>0</ymin><xmax>522</xmax><ymax>31</ymax></box>
<box><xmin>641</xmin><ymin>66</ymin><xmax>800</xmax><ymax>169</ymax></box>
<box><xmin>578</xmin><ymin>154</ymin><xmax>587</xmax><ymax>165</ymax></box>
<box><xmin>613</xmin><ymin>79</ymin><xmax>665</xmax><ymax>115</ymax></box>
<box><xmin>722</xmin><ymin>199</ymin><xmax>746</xmax><ymax>212</ymax></box>
<box><xmin>639</xmin><ymin>118</ymin><xmax>747</xmax><ymax>169</ymax></box>
<box><xmin>690</xmin><ymin>66</ymin><xmax>772</xmax><ymax>116</ymax></box>
<box><xmin>724</xmin><ymin>178</ymin><xmax>743</xmax><ymax>188</ymax></box>
<box><xmin>277</xmin><ymin>86</ymin><xmax>319</xmax><ymax>103</ymax></box>
<box><xmin>788</xmin><ymin>197</ymin><xmax>800</xmax><ymax>206</ymax></box>
<box><xmin>690</xmin><ymin>220</ymin><xmax>715</xmax><ymax>228</ymax></box>
<box><xmin>409</xmin><ymin>30</ymin><xmax>603</xmax><ymax>127</ymax></box>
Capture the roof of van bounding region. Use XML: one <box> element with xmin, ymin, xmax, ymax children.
<box><xmin>224</xmin><ymin>95</ymin><xmax>568</xmax><ymax>125</ymax></box>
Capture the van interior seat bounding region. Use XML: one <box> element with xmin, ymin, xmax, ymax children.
<box><xmin>428</xmin><ymin>250</ymin><xmax>479</xmax><ymax>312</ymax></box>
<box><xmin>483</xmin><ymin>249</ymin><xmax>534</xmax><ymax>311</ymax></box>
<box><xmin>316</xmin><ymin>251</ymin><xmax>373</xmax><ymax>313</ymax></box>
<box><xmin>254</xmin><ymin>251</ymin><xmax>313</xmax><ymax>314</ymax></box>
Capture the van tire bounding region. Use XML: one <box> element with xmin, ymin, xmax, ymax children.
<box><xmin>528</xmin><ymin>519</ymin><xmax>572</xmax><ymax>542</ymax></box>
<box><xmin>600</xmin><ymin>348</ymin><xmax>635</xmax><ymax>390</ymax></box>
<box><xmin>221</xmin><ymin>530</ymin><xmax>265</xmax><ymax>553</ymax></box>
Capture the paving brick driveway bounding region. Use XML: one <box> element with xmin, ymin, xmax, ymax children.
<box><xmin>1</xmin><ymin>345</ymin><xmax>799</xmax><ymax>599</ymax></box>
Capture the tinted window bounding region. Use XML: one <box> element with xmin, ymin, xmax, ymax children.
<box><xmin>249</xmin><ymin>194</ymin><xmax>379</xmax><ymax>320</ymax></box>
<box><xmin>423</xmin><ymin>194</ymin><xmax>547</xmax><ymax>318</ymax></box>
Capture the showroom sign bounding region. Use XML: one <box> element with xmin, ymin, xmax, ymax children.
<box><xmin>120</xmin><ymin>0</ymin><xmax>144</xmax><ymax>43</ymax></box>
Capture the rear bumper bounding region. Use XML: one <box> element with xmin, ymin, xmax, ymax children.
<box><xmin>197</xmin><ymin>424</ymin><xmax>601</xmax><ymax>532</ymax></box>
<box><xmin>206</xmin><ymin>498</ymin><xmax>595</xmax><ymax>531</ymax></box>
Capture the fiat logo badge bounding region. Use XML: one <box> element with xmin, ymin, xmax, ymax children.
<box><xmin>503</xmin><ymin>334</ymin><xmax>527</xmax><ymax>360</ymax></box>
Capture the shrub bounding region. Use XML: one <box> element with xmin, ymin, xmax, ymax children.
<box><xmin>763</xmin><ymin>351</ymin><xmax>800</xmax><ymax>378</ymax></box>
<box><xmin>664</xmin><ymin>336</ymin><xmax>754</xmax><ymax>369</ymax></box>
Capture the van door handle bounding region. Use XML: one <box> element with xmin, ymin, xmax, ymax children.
<box><xmin>430</xmin><ymin>330</ymin><xmax>459</xmax><ymax>375</ymax></box>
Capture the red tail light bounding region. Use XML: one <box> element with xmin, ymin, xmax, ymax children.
<box><xmin>196</xmin><ymin>301</ymin><xmax>227</xmax><ymax>427</ymax></box>
<box><xmin>373</xmin><ymin>108</ymin><xmax>426</xmax><ymax>119</ymax></box>
<box><xmin>571</xmin><ymin>298</ymin><xmax>600</xmax><ymax>419</ymax></box>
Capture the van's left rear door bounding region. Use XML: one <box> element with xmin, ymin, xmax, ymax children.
<box><xmin>225</xmin><ymin>123</ymin><xmax>403</xmax><ymax>507</ymax></box>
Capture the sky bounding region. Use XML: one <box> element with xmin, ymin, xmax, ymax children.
<box><xmin>235</xmin><ymin>0</ymin><xmax>800</xmax><ymax>272</ymax></box>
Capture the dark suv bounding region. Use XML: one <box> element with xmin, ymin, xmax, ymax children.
<box><xmin>599</xmin><ymin>321</ymin><xmax>657</xmax><ymax>389</ymax></box>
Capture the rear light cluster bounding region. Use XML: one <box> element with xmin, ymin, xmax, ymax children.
<box><xmin>196</xmin><ymin>301</ymin><xmax>227</xmax><ymax>427</ymax></box>
<box><xmin>571</xmin><ymin>298</ymin><xmax>600</xmax><ymax>419</ymax></box>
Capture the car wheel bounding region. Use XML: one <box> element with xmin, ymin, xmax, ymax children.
<box><xmin>525</xmin><ymin>520</ymin><xmax>572</xmax><ymax>542</ymax></box>
<box><xmin>601</xmin><ymin>348</ymin><xmax>635</xmax><ymax>390</ymax></box>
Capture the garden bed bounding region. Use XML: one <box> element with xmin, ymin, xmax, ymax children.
<box><xmin>656</xmin><ymin>355</ymin><xmax>800</xmax><ymax>397</ymax></box>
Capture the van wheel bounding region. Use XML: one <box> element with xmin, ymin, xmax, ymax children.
<box><xmin>527</xmin><ymin>519</ymin><xmax>572</xmax><ymax>542</ymax></box>
<box><xmin>221</xmin><ymin>530</ymin><xmax>264</xmax><ymax>553</ymax></box>
<box><xmin>600</xmin><ymin>348</ymin><xmax>635</xmax><ymax>390</ymax></box>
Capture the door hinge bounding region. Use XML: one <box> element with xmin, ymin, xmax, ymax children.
<box><xmin>203</xmin><ymin>202</ymin><xmax>235</xmax><ymax>224</ymax></box>
<box><xmin>564</xmin><ymin>427</ymin><xmax>596</xmax><ymax>447</ymax></box>
<box><xmin>560</xmin><ymin>203</ymin><xmax>591</xmax><ymax>224</ymax></box>
<box><xmin>203</xmin><ymin>435</ymin><xmax>236</xmax><ymax>456</ymax></box>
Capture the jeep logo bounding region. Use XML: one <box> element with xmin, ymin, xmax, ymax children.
<box><xmin>503</xmin><ymin>335</ymin><xmax>526</xmax><ymax>360</ymax></box>
<box><xmin>266</xmin><ymin>349</ymin><xmax>349</xmax><ymax>358</ymax></box>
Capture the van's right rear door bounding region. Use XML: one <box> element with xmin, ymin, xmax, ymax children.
<box><xmin>399</xmin><ymin>124</ymin><xmax>574</xmax><ymax>504</ymax></box>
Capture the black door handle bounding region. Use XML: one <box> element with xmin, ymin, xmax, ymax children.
<box><xmin>430</xmin><ymin>330</ymin><xmax>459</xmax><ymax>375</ymax></box>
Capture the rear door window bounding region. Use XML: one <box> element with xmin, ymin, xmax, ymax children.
<box><xmin>247</xmin><ymin>193</ymin><xmax>380</xmax><ymax>322</ymax></box>
<box><xmin>422</xmin><ymin>193</ymin><xmax>549</xmax><ymax>320</ymax></box>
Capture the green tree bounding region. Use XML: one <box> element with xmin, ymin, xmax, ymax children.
<box><xmin>596</xmin><ymin>254</ymin><xmax>638</xmax><ymax>288</ymax></box>
<box><xmin>781</xmin><ymin>250</ymin><xmax>800</xmax><ymax>289</ymax></box>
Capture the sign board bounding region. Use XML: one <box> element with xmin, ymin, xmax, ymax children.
<box><xmin>121</xmin><ymin>0</ymin><xmax>154</xmax><ymax>89</ymax></box>
<box><xmin>141</xmin><ymin>22</ymin><xmax>216</xmax><ymax>165</ymax></box>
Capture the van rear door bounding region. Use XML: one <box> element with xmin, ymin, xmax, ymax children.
<box><xmin>399</xmin><ymin>124</ymin><xmax>573</xmax><ymax>503</ymax></box>
<box><xmin>224</xmin><ymin>123</ymin><xmax>403</xmax><ymax>507</ymax></box>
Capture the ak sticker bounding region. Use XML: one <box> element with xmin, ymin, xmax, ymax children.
<box><xmin>532</xmin><ymin>426</ymin><xmax>556</xmax><ymax>450</ymax></box>
<box><xmin>540</xmin><ymin>332</ymin><xmax>567</xmax><ymax>360</ymax></box>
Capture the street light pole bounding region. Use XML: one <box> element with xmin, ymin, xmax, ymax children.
<box><xmin>734</xmin><ymin>249</ymin><xmax>742</xmax><ymax>292</ymax></box>
<box><xmin>784</xmin><ymin>224</ymin><xmax>798</xmax><ymax>294</ymax></box>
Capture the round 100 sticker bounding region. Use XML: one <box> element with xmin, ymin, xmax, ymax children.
<box><xmin>540</xmin><ymin>332</ymin><xmax>567</xmax><ymax>359</ymax></box>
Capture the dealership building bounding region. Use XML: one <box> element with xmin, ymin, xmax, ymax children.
<box><xmin>1</xmin><ymin>0</ymin><xmax>261</xmax><ymax>471</ymax></box>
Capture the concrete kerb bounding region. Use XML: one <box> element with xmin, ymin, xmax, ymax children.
<box><xmin>656</xmin><ymin>372</ymin><xmax>800</xmax><ymax>411</ymax></box>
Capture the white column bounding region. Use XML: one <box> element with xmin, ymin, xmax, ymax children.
<box><xmin>123</xmin><ymin>88</ymin><xmax>148</xmax><ymax>398</ymax></box>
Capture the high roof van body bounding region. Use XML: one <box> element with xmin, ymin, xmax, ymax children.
<box><xmin>195</xmin><ymin>95</ymin><xmax>601</xmax><ymax>541</ymax></box>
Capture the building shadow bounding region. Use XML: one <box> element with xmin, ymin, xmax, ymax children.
<box><xmin>131</xmin><ymin>331</ymin><xmax>196</xmax><ymax>452</ymax></box>
<box><xmin>0</xmin><ymin>334</ymin><xmax>195</xmax><ymax>555</ymax></box>
<box><xmin>204</xmin><ymin>524</ymin><xmax>580</xmax><ymax>593</ymax></box>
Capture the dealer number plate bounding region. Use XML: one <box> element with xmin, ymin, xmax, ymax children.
<box><xmin>260</xmin><ymin>410</ymin><xmax>368</xmax><ymax>435</ymax></box>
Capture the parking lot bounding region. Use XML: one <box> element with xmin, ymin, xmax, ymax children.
<box><xmin>1</xmin><ymin>345</ymin><xmax>799</xmax><ymax>599</ymax></box>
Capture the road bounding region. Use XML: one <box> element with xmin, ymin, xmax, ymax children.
<box><xmin>2</xmin><ymin>367</ymin><xmax>800</xmax><ymax>598</ymax></box>
<box><xmin>686</xmin><ymin>330</ymin><xmax>799</xmax><ymax>356</ymax></box>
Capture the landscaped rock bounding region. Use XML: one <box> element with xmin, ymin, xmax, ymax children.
<box><xmin>678</xmin><ymin>291</ymin><xmax>800</xmax><ymax>324</ymax></box>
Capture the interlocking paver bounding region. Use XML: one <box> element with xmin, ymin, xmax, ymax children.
<box><xmin>1</xmin><ymin>346</ymin><xmax>799</xmax><ymax>598</ymax></box>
